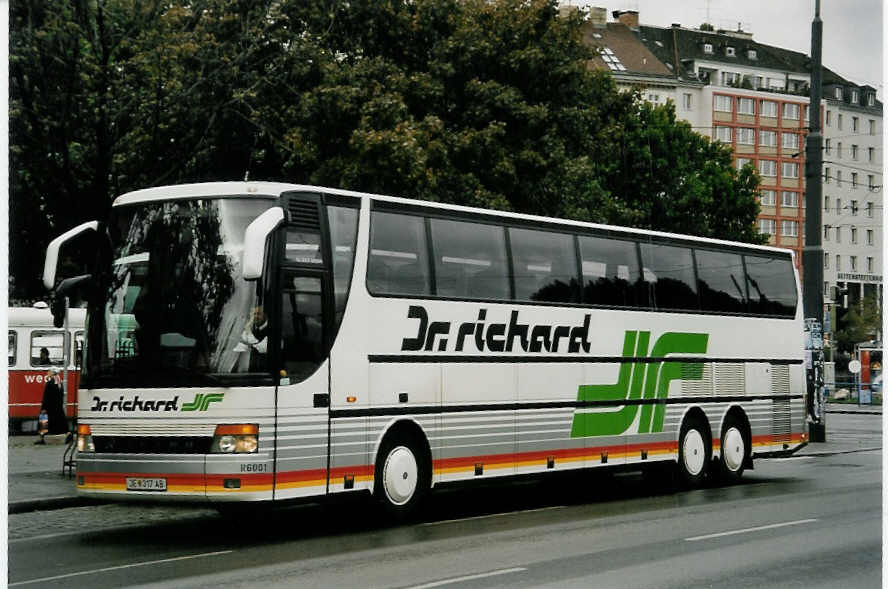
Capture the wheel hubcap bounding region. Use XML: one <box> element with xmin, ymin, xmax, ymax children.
<box><xmin>683</xmin><ymin>429</ymin><xmax>706</xmax><ymax>476</ymax></box>
<box><xmin>383</xmin><ymin>446</ymin><xmax>418</xmax><ymax>506</ymax></box>
<box><xmin>722</xmin><ymin>427</ymin><xmax>745</xmax><ymax>472</ymax></box>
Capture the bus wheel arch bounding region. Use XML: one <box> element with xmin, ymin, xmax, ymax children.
<box><xmin>716</xmin><ymin>407</ymin><xmax>752</xmax><ymax>483</ymax></box>
<box><xmin>372</xmin><ymin>420</ymin><xmax>432</xmax><ymax>518</ymax></box>
<box><xmin>676</xmin><ymin>407</ymin><xmax>712</xmax><ymax>488</ymax></box>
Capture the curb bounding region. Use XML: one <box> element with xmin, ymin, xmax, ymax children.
<box><xmin>8</xmin><ymin>496</ymin><xmax>109</xmax><ymax>515</ymax></box>
<box><xmin>794</xmin><ymin>445</ymin><xmax>882</xmax><ymax>458</ymax></box>
<box><xmin>825</xmin><ymin>409</ymin><xmax>882</xmax><ymax>415</ymax></box>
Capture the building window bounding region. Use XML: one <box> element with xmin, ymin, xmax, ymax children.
<box><xmin>837</xmin><ymin>141</ymin><xmax>842</xmax><ymax>159</ymax></box>
<box><xmin>715</xmin><ymin>126</ymin><xmax>732</xmax><ymax>142</ymax></box>
<box><xmin>759</xmin><ymin>160</ymin><xmax>777</xmax><ymax>177</ymax></box>
<box><xmin>824</xmin><ymin>255</ymin><xmax>830</xmax><ymax>269</ymax></box>
<box><xmin>837</xmin><ymin>114</ymin><xmax>843</xmax><ymax>130</ymax></box>
<box><xmin>851</xmin><ymin>227</ymin><xmax>858</xmax><ymax>243</ymax></box>
<box><xmin>647</xmin><ymin>94</ymin><xmax>661</xmax><ymax>103</ymax></box>
<box><xmin>599</xmin><ymin>47</ymin><xmax>627</xmax><ymax>72</ymax></box>
<box><xmin>714</xmin><ymin>95</ymin><xmax>732</xmax><ymax>112</ymax></box>
<box><xmin>867</xmin><ymin>257</ymin><xmax>874</xmax><ymax>273</ymax></box>
<box><xmin>851</xmin><ymin>90</ymin><xmax>859</xmax><ymax>104</ymax></box>
<box><xmin>782</xmin><ymin>103</ymin><xmax>800</xmax><ymax>120</ymax></box>
<box><xmin>834</xmin><ymin>87</ymin><xmax>843</xmax><ymax>100</ymax></box>
<box><xmin>852</xmin><ymin>117</ymin><xmax>859</xmax><ymax>132</ymax></box>
<box><xmin>781</xmin><ymin>191</ymin><xmax>798</xmax><ymax>207</ymax></box>
<box><xmin>866</xmin><ymin>202</ymin><xmax>874</xmax><ymax>217</ymax></box>
<box><xmin>850</xmin><ymin>256</ymin><xmax>857</xmax><ymax>271</ymax></box>
<box><xmin>738</xmin><ymin>98</ymin><xmax>754</xmax><ymax>114</ymax></box>
<box><xmin>683</xmin><ymin>93</ymin><xmax>692</xmax><ymax>110</ymax></box>
<box><xmin>781</xmin><ymin>220</ymin><xmax>798</xmax><ymax>237</ymax></box>
<box><xmin>836</xmin><ymin>227</ymin><xmax>842</xmax><ymax>243</ymax></box>
<box><xmin>851</xmin><ymin>200</ymin><xmax>859</xmax><ymax>215</ymax></box>
<box><xmin>825</xmin><ymin>138</ymin><xmax>831</xmax><ymax>154</ymax></box>
<box><xmin>726</xmin><ymin>46</ymin><xmax>736</xmax><ymax>57</ymax></box>
<box><xmin>869</xmin><ymin>147</ymin><xmax>875</xmax><ymax>162</ymax></box>
<box><xmin>759</xmin><ymin>130</ymin><xmax>777</xmax><ymax>147</ymax></box>
<box><xmin>736</xmin><ymin>157</ymin><xmax>752</xmax><ymax>170</ymax></box>
<box><xmin>851</xmin><ymin>144</ymin><xmax>858</xmax><ymax>160</ymax></box>
<box><xmin>867</xmin><ymin>229</ymin><xmax>874</xmax><ymax>245</ymax></box>
<box><xmin>824</xmin><ymin>225</ymin><xmax>831</xmax><ymax>240</ymax></box>
<box><xmin>851</xmin><ymin>173</ymin><xmax>858</xmax><ymax>189</ymax></box>
<box><xmin>704</xmin><ymin>43</ymin><xmax>713</xmax><ymax>54</ymax></box>
<box><xmin>758</xmin><ymin>218</ymin><xmax>776</xmax><ymax>236</ymax></box>
<box><xmin>760</xmin><ymin>100</ymin><xmax>778</xmax><ymax>117</ymax></box>
<box><xmin>825</xmin><ymin>195</ymin><xmax>831</xmax><ymax>210</ymax></box>
<box><xmin>869</xmin><ymin>119</ymin><xmax>876</xmax><ymax>135</ymax></box>
<box><xmin>722</xmin><ymin>71</ymin><xmax>740</xmax><ymax>86</ymax></box>
<box><xmin>868</xmin><ymin>94</ymin><xmax>875</xmax><ymax>106</ymax></box>
<box><xmin>867</xmin><ymin>176</ymin><xmax>875</xmax><ymax>191</ymax></box>
<box><xmin>760</xmin><ymin>189</ymin><xmax>777</xmax><ymax>206</ymax></box>
<box><xmin>737</xmin><ymin>128</ymin><xmax>755</xmax><ymax>145</ymax></box>
<box><xmin>836</xmin><ymin>198</ymin><xmax>842</xmax><ymax>214</ymax></box>
<box><xmin>825</xmin><ymin>168</ymin><xmax>831</xmax><ymax>183</ymax></box>
<box><xmin>826</xmin><ymin>110</ymin><xmax>832</xmax><ymax>126</ymax></box>
<box><xmin>782</xmin><ymin>133</ymin><xmax>799</xmax><ymax>150</ymax></box>
<box><xmin>836</xmin><ymin>171</ymin><xmax>842</xmax><ymax>186</ymax></box>
<box><xmin>747</xmin><ymin>49</ymin><xmax>757</xmax><ymax>59</ymax></box>
<box><xmin>782</xmin><ymin>162</ymin><xmax>799</xmax><ymax>178</ymax></box>
<box><xmin>836</xmin><ymin>255</ymin><xmax>841</xmax><ymax>271</ymax></box>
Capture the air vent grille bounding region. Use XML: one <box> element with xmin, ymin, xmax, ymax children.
<box><xmin>288</xmin><ymin>199</ymin><xmax>321</xmax><ymax>231</ymax></box>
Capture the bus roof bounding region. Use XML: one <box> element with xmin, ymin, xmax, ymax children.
<box><xmin>112</xmin><ymin>181</ymin><xmax>795</xmax><ymax>258</ymax></box>
<box><xmin>8</xmin><ymin>306</ymin><xmax>86</xmax><ymax>329</ymax></box>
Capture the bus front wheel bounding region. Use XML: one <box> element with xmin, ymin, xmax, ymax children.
<box><xmin>374</xmin><ymin>431</ymin><xmax>429</xmax><ymax>519</ymax></box>
<box><xmin>677</xmin><ymin>415</ymin><xmax>711</xmax><ymax>488</ymax></box>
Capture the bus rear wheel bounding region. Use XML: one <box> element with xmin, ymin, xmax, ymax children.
<box><xmin>677</xmin><ymin>415</ymin><xmax>711</xmax><ymax>488</ymax></box>
<box><xmin>374</xmin><ymin>432</ymin><xmax>429</xmax><ymax>519</ymax></box>
<box><xmin>715</xmin><ymin>415</ymin><xmax>749</xmax><ymax>483</ymax></box>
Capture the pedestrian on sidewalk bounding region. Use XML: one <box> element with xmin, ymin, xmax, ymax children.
<box><xmin>35</xmin><ymin>367</ymin><xmax>67</xmax><ymax>444</ymax></box>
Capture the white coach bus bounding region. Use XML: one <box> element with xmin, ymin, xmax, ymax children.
<box><xmin>44</xmin><ymin>182</ymin><xmax>807</xmax><ymax>515</ymax></box>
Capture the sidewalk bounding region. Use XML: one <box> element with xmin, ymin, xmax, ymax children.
<box><xmin>6</xmin><ymin>410</ymin><xmax>882</xmax><ymax>514</ymax></box>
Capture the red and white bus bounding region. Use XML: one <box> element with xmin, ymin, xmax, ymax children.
<box><xmin>8</xmin><ymin>304</ymin><xmax>85</xmax><ymax>432</ymax></box>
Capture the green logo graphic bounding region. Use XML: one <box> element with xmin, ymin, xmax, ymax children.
<box><xmin>182</xmin><ymin>393</ymin><xmax>225</xmax><ymax>412</ymax></box>
<box><xmin>570</xmin><ymin>331</ymin><xmax>708</xmax><ymax>437</ymax></box>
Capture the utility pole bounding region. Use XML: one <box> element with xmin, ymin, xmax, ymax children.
<box><xmin>804</xmin><ymin>0</ymin><xmax>826</xmax><ymax>442</ymax></box>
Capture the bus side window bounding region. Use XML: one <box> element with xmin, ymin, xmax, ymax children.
<box><xmin>30</xmin><ymin>331</ymin><xmax>66</xmax><ymax>367</ymax></box>
<box><xmin>367</xmin><ymin>211</ymin><xmax>432</xmax><ymax>296</ymax></box>
<box><xmin>74</xmin><ymin>331</ymin><xmax>85</xmax><ymax>367</ymax></box>
<box><xmin>8</xmin><ymin>330</ymin><xmax>17</xmax><ymax>367</ymax></box>
<box><xmin>578</xmin><ymin>235</ymin><xmax>646</xmax><ymax>307</ymax></box>
<box><xmin>744</xmin><ymin>255</ymin><xmax>797</xmax><ymax>317</ymax></box>
<box><xmin>640</xmin><ymin>243</ymin><xmax>699</xmax><ymax>311</ymax></box>
<box><xmin>430</xmin><ymin>218</ymin><xmax>509</xmax><ymax>300</ymax></box>
<box><xmin>695</xmin><ymin>249</ymin><xmax>747</xmax><ymax>313</ymax></box>
<box><xmin>509</xmin><ymin>228</ymin><xmax>578</xmax><ymax>303</ymax></box>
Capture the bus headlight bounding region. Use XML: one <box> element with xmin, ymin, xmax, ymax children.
<box><xmin>76</xmin><ymin>424</ymin><xmax>95</xmax><ymax>453</ymax></box>
<box><xmin>211</xmin><ymin>424</ymin><xmax>258</xmax><ymax>454</ymax></box>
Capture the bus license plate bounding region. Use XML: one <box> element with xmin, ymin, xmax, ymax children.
<box><xmin>126</xmin><ymin>477</ymin><xmax>167</xmax><ymax>492</ymax></box>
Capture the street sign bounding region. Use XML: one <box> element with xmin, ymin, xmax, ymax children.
<box><xmin>848</xmin><ymin>359</ymin><xmax>861</xmax><ymax>374</ymax></box>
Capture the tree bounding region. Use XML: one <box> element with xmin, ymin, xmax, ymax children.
<box><xmin>10</xmin><ymin>0</ymin><xmax>765</xmax><ymax>301</ymax></box>
<box><xmin>835</xmin><ymin>296</ymin><xmax>883</xmax><ymax>353</ymax></box>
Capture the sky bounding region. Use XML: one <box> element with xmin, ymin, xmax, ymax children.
<box><xmin>564</xmin><ymin>0</ymin><xmax>883</xmax><ymax>96</ymax></box>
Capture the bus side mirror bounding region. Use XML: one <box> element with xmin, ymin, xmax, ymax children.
<box><xmin>43</xmin><ymin>220</ymin><xmax>99</xmax><ymax>290</ymax></box>
<box><xmin>50</xmin><ymin>275</ymin><xmax>94</xmax><ymax>327</ymax></box>
<box><xmin>243</xmin><ymin>207</ymin><xmax>285</xmax><ymax>280</ymax></box>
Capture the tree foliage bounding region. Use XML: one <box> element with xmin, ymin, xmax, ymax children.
<box><xmin>835</xmin><ymin>296</ymin><xmax>883</xmax><ymax>353</ymax></box>
<box><xmin>10</xmin><ymin>0</ymin><xmax>764</xmax><ymax>299</ymax></box>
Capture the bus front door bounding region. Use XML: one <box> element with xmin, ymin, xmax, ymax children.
<box><xmin>273</xmin><ymin>269</ymin><xmax>333</xmax><ymax>500</ymax></box>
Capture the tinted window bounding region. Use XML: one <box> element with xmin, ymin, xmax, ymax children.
<box><xmin>745</xmin><ymin>255</ymin><xmax>798</xmax><ymax>316</ymax></box>
<box><xmin>640</xmin><ymin>243</ymin><xmax>698</xmax><ymax>311</ymax></box>
<box><xmin>430</xmin><ymin>218</ymin><xmax>509</xmax><ymax>300</ymax></box>
<box><xmin>510</xmin><ymin>228</ymin><xmax>578</xmax><ymax>303</ymax></box>
<box><xmin>285</xmin><ymin>230</ymin><xmax>322</xmax><ymax>265</ymax></box>
<box><xmin>328</xmin><ymin>206</ymin><xmax>359</xmax><ymax>321</ymax></box>
<box><xmin>695</xmin><ymin>250</ymin><xmax>747</xmax><ymax>312</ymax></box>
<box><xmin>579</xmin><ymin>236</ymin><xmax>646</xmax><ymax>307</ymax></box>
<box><xmin>367</xmin><ymin>212</ymin><xmax>431</xmax><ymax>296</ymax></box>
<box><xmin>280</xmin><ymin>276</ymin><xmax>324</xmax><ymax>383</ymax></box>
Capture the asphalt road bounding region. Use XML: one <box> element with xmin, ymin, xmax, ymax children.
<box><xmin>8</xmin><ymin>419</ymin><xmax>882</xmax><ymax>589</ymax></box>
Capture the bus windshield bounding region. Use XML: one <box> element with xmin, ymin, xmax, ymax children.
<box><xmin>86</xmin><ymin>197</ymin><xmax>275</xmax><ymax>387</ymax></box>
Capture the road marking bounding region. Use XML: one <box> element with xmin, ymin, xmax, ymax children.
<box><xmin>8</xmin><ymin>550</ymin><xmax>233</xmax><ymax>586</ymax></box>
<box><xmin>685</xmin><ymin>519</ymin><xmax>818</xmax><ymax>542</ymax></box>
<box><xmin>421</xmin><ymin>505</ymin><xmax>565</xmax><ymax>526</ymax></box>
<box><xmin>406</xmin><ymin>567</ymin><xmax>527</xmax><ymax>589</ymax></box>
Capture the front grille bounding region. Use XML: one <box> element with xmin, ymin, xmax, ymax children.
<box><xmin>93</xmin><ymin>436</ymin><xmax>213</xmax><ymax>454</ymax></box>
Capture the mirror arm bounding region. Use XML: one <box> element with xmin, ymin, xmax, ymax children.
<box><xmin>43</xmin><ymin>221</ymin><xmax>99</xmax><ymax>290</ymax></box>
<box><xmin>243</xmin><ymin>207</ymin><xmax>285</xmax><ymax>280</ymax></box>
